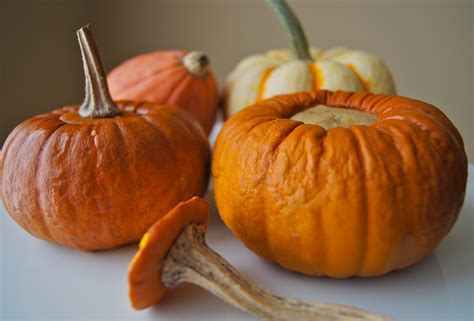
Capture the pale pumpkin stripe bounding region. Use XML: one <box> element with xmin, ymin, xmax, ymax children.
<box><xmin>226</xmin><ymin>61</ymin><xmax>280</xmax><ymax>116</ymax></box>
<box><xmin>311</xmin><ymin>60</ymin><xmax>364</xmax><ymax>94</ymax></box>
<box><xmin>256</xmin><ymin>67</ymin><xmax>276</xmax><ymax>101</ymax></box>
<box><xmin>262</xmin><ymin>60</ymin><xmax>313</xmax><ymax>99</ymax></box>
<box><xmin>231</xmin><ymin>54</ymin><xmax>282</xmax><ymax>75</ymax></box>
<box><xmin>347</xmin><ymin>63</ymin><xmax>370</xmax><ymax>91</ymax></box>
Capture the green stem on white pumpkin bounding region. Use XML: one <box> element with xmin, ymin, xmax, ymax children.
<box><xmin>265</xmin><ymin>0</ymin><xmax>312</xmax><ymax>61</ymax></box>
<box><xmin>77</xmin><ymin>24</ymin><xmax>120</xmax><ymax>118</ymax></box>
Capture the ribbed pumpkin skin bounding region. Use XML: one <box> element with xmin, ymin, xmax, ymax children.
<box><xmin>224</xmin><ymin>48</ymin><xmax>396</xmax><ymax>118</ymax></box>
<box><xmin>108</xmin><ymin>51</ymin><xmax>219</xmax><ymax>135</ymax></box>
<box><xmin>1</xmin><ymin>101</ymin><xmax>210</xmax><ymax>251</ymax></box>
<box><xmin>213</xmin><ymin>91</ymin><xmax>467</xmax><ymax>277</ymax></box>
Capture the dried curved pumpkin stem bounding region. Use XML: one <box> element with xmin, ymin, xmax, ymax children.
<box><xmin>130</xmin><ymin>198</ymin><xmax>392</xmax><ymax>320</ymax></box>
<box><xmin>77</xmin><ymin>24</ymin><xmax>120</xmax><ymax>118</ymax></box>
<box><xmin>265</xmin><ymin>0</ymin><xmax>312</xmax><ymax>61</ymax></box>
<box><xmin>162</xmin><ymin>224</ymin><xmax>392</xmax><ymax>321</ymax></box>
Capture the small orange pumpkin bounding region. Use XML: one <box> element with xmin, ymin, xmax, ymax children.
<box><xmin>108</xmin><ymin>50</ymin><xmax>219</xmax><ymax>135</ymax></box>
<box><xmin>0</xmin><ymin>25</ymin><xmax>210</xmax><ymax>251</ymax></box>
<box><xmin>213</xmin><ymin>90</ymin><xmax>467</xmax><ymax>277</ymax></box>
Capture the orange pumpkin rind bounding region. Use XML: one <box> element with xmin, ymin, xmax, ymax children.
<box><xmin>128</xmin><ymin>197</ymin><xmax>209</xmax><ymax>310</ymax></box>
<box><xmin>213</xmin><ymin>90</ymin><xmax>467</xmax><ymax>277</ymax></box>
<box><xmin>0</xmin><ymin>26</ymin><xmax>211</xmax><ymax>251</ymax></box>
<box><xmin>107</xmin><ymin>50</ymin><xmax>219</xmax><ymax>135</ymax></box>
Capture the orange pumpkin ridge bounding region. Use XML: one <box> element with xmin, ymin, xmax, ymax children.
<box><xmin>108</xmin><ymin>56</ymin><xmax>184</xmax><ymax>95</ymax></box>
<box><xmin>108</xmin><ymin>50</ymin><xmax>219</xmax><ymax>135</ymax></box>
<box><xmin>113</xmin><ymin>66</ymin><xmax>189</xmax><ymax>103</ymax></box>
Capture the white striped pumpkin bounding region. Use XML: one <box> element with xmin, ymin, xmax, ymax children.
<box><xmin>224</xmin><ymin>0</ymin><xmax>397</xmax><ymax>118</ymax></box>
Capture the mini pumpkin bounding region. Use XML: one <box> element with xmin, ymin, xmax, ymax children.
<box><xmin>224</xmin><ymin>0</ymin><xmax>396</xmax><ymax>118</ymax></box>
<box><xmin>213</xmin><ymin>90</ymin><xmax>467</xmax><ymax>277</ymax></box>
<box><xmin>108</xmin><ymin>50</ymin><xmax>218</xmax><ymax>135</ymax></box>
<box><xmin>0</xmin><ymin>25</ymin><xmax>210</xmax><ymax>251</ymax></box>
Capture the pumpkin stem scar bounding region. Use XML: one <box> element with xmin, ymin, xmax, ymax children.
<box><xmin>77</xmin><ymin>24</ymin><xmax>121</xmax><ymax>118</ymax></box>
<box><xmin>182</xmin><ymin>51</ymin><xmax>210</xmax><ymax>78</ymax></box>
<box><xmin>265</xmin><ymin>0</ymin><xmax>312</xmax><ymax>61</ymax></box>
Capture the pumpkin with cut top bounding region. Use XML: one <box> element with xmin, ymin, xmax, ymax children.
<box><xmin>213</xmin><ymin>90</ymin><xmax>467</xmax><ymax>277</ymax></box>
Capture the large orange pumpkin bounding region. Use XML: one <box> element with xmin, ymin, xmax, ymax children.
<box><xmin>108</xmin><ymin>50</ymin><xmax>219</xmax><ymax>135</ymax></box>
<box><xmin>213</xmin><ymin>90</ymin><xmax>467</xmax><ymax>277</ymax></box>
<box><xmin>0</xmin><ymin>25</ymin><xmax>210</xmax><ymax>251</ymax></box>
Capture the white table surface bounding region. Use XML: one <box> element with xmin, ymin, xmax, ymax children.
<box><xmin>1</xmin><ymin>122</ymin><xmax>473</xmax><ymax>321</ymax></box>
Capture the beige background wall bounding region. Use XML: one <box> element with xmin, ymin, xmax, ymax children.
<box><xmin>1</xmin><ymin>0</ymin><xmax>473</xmax><ymax>159</ymax></box>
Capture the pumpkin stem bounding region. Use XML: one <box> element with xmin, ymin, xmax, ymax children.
<box><xmin>77</xmin><ymin>24</ymin><xmax>120</xmax><ymax>118</ymax></box>
<box><xmin>162</xmin><ymin>224</ymin><xmax>392</xmax><ymax>321</ymax></box>
<box><xmin>182</xmin><ymin>51</ymin><xmax>210</xmax><ymax>77</ymax></box>
<box><xmin>265</xmin><ymin>0</ymin><xmax>312</xmax><ymax>61</ymax></box>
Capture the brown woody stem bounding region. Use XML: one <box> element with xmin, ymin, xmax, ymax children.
<box><xmin>77</xmin><ymin>24</ymin><xmax>120</xmax><ymax>118</ymax></box>
<box><xmin>162</xmin><ymin>225</ymin><xmax>392</xmax><ymax>321</ymax></box>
